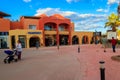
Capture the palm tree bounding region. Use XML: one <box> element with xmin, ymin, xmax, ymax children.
<box><xmin>105</xmin><ymin>13</ymin><xmax>120</xmax><ymax>32</ymax></box>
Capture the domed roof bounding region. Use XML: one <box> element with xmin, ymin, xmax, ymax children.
<box><xmin>39</xmin><ymin>14</ymin><xmax>48</xmax><ymax>17</ymax></box>
<box><xmin>52</xmin><ymin>14</ymin><xmax>65</xmax><ymax>19</ymax></box>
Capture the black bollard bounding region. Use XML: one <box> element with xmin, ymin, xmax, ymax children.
<box><xmin>99</xmin><ymin>60</ymin><xmax>105</xmax><ymax>80</ymax></box>
<box><xmin>78</xmin><ymin>45</ymin><xmax>80</xmax><ymax>53</ymax></box>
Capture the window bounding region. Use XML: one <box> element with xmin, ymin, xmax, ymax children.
<box><xmin>44</xmin><ymin>25</ymin><xmax>52</xmax><ymax>30</ymax></box>
<box><xmin>29</xmin><ymin>25</ymin><xmax>36</xmax><ymax>30</ymax></box>
<box><xmin>59</xmin><ymin>26</ymin><xmax>65</xmax><ymax>31</ymax></box>
<box><xmin>0</xmin><ymin>32</ymin><xmax>9</xmax><ymax>35</ymax></box>
<box><xmin>0</xmin><ymin>36</ymin><xmax>9</xmax><ymax>48</ymax></box>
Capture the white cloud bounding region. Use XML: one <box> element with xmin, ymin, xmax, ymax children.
<box><xmin>35</xmin><ymin>8</ymin><xmax>61</xmax><ymax>16</ymax></box>
<box><xmin>35</xmin><ymin>8</ymin><xmax>77</xmax><ymax>16</ymax></box>
<box><xmin>66</xmin><ymin>0</ymin><xmax>72</xmax><ymax>3</ymax></box>
<box><xmin>34</xmin><ymin>8</ymin><xmax>107</xmax><ymax>32</ymax></box>
<box><xmin>66</xmin><ymin>0</ymin><xmax>79</xmax><ymax>3</ymax></box>
<box><xmin>107</xmin><ymin>0</ymin><xmax>119</xmax><ymax>5</ymax></box>
<box><xmin>23</xmin><ymin>0</ymin><xmax>31</xmax><ymax>3</ymax></box>
<box><xmin>96</xmin><ymin>8</ymin><xmax>109</xmax><ymax>13</ymax></box>
<box><xmin>75</xmin><ymin>14</ymin><xmax>107</xmax><ymax>31</ymax></box>
<box><xmin>96</xmin><ymin>5</ymin><xmax>110</xmax><ymax>13</ymax></box>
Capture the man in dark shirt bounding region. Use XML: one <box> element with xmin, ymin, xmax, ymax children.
<box><xmin>111</xmin><ymin>37</ymin><xmax>117</xmax><ymax>52</ymax></box>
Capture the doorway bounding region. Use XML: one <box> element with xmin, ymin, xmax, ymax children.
<box><xmin>29</xmin><ymin>37</ymin><xmax>40</xmax><ymax>47</ymax></box>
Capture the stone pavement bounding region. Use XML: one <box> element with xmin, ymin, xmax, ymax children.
<box><xmin>0</xmin><ymin>44</ymin><xmax>120</xmax><ymax>80</ymax></box>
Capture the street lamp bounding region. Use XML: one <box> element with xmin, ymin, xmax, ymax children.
<box><xmin>99</xmin><ymin>60</ymin><xmax>105</xmax><ymax>80</ymax></box>
<box><xmin>57</xmin><ymin>43</ymin><xmax>59</xmax><ymax>50</ymax></box>
<box><xmin>78</xmin><ymin>45</ymin><xmax>80</xmax><ymax>53</ymax></box>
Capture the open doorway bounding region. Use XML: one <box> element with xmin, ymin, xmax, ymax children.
<box><xmin>72</xmin><ymin>35</ymin><xmax>79</xmax><ymax>44</ymax></box>
<box><xmin>59</xmin><ymin>35</ymin><xmax>69</xmax><ymax>45</ymax></box>
<box><xmin>29</xmin><ymin>37</ymin><xmax>40</xmax><ymax>47</ymax></box>
<box><xmin>82</xmin><ymin>35</ymin><xmax>89</xmax><ymax>44</ymax></box>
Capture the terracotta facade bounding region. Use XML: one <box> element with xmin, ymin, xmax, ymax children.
<box><xmin>0</xmin><ymin>11</ymin><xmax>97</xmax><ymax>49</ymax></box>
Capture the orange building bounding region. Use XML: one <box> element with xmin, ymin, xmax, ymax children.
<box><xmin>39</xmin><ymin>14</ymin><xmax>72</xmax><ymax>46</ymax></box>
<box><xmin>0</xmin><ymin>11</ymin><xmax>99</xmax><ymax>49</ymax></box>
<box><xmin>0</xmin><ymin>11</ymin><xmax>10</xmax><ymax>49</ymax></box>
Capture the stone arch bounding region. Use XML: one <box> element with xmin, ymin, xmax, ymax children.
<box><xmin>59</xmin><ymin>23</ymin><xmax>69</xmax><ymax>31</ymax></box>
<box><xmin>72</xmin><ymin>35</ymin><xmax>79</xmax><ymax>44</ymax></box>
<box><xmin>59</xmin><ymin>35</ymin><xmax>69</xmax><ymax>45</ymax></box>
<box><xmin>44</xmin><ymin>22</ymin><xmax>57</xmax><ymax>31</ymax></box>
<box><xmin>44</xmin><ymin>35</ymin><xmax>57</xmax><ymax>46</ymax></box>
<box><xmin>29</xmin><ymin>36</ymin><xmax>40</xmax><ymax>47</ymax></box>
<box><xmin>82</xmin><ymin>35</ymin><xmax>89</xmax><ymax>44</ymax></box>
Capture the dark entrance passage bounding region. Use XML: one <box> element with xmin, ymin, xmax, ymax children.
<box><xmin>59</xmin><ymin>35</ymin><xmax>69</xmax><ymax>45</ymax></box>
<box><xmin>29</xmin><ymin>37</ymin><xmax>40</xmax><ymax>47</ymax></box>
<box><xmin>45</xmin><ymin>37</ymin><xmax>52</xmax><ymax>46</ymax></box>
<box><xmin>72</xmin><ymin>36</ymin><xmax>79</xmax><ymax>45</ymax></box>
<box><xmin>19</xmin><ymin>36</ymin><xmax>26</xmax><ymax>48</ymax></box>
<box><xmin>11</xmin><ymin>36</ymin><xmax>15</xmax><ymax>49</ymax></box>
<box><xmin>82</xmin><ymin>36</ymin><xmax>88</xmax><ymax>44</ymax></box>
<box><xmin>45</xmin><ymin>35</ymin><xmax>56</xmax><ymax>47</ymax></box>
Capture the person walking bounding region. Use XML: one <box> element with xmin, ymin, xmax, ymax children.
<box><xmin>111</xmin><ymin>37</ymin><xmax>117</xmax><ymax>52</ymax></box>
<box><xmin>35</xmin><ymin>41</ymin><xmax>39</xmax><ymax>49</ymax></box>
<box><xmin>16</xmin><ymin>40</ymin><xmax>22</xmax><ymax>60</ymax></box>
<box><xmin>101</xmin><ymin>36</ymin><xmax>108</xmax><ymax>52</ymax></box>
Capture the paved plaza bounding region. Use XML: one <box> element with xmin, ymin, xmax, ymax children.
<box><xmin>0</xmin><ymin>44</ymin><xmax>120</xmax><ymax>80</ymax></box>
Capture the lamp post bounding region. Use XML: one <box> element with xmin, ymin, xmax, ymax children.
<box><xmin>56</xmin><ymin>18</ymin><xmax>59</xmax><ymax>50</ymax></box>
<box><xmin>99</xmin><ymin>60</ymin><xmax>105</xmax><ymax>80</ymax></box>
<box><xmin>78</xmin><ymin>45</ymin><xmax>80</xmax><ymax>53</ymax></box>
<box><xmin>57</xmin><ymin>43</ymin><xmax>59</xmax><ymax>50</ymax></box>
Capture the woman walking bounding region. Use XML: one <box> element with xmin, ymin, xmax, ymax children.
<box><xmin>16</xmin><ymin>40</ymin><xmax>22</xmax><ymax>60</ymax></box>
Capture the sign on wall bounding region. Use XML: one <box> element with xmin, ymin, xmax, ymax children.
<box><xmin>28</xmin><ymin>32</ymin><xmax>41</xmax><ymax>34</ymax></box>
<box><xmin>93</xmin><ymin>32</ymin><xmax>101</xmax><ymax>36</ymax></box>
<box><xmin>107</xmin><ymin>32</ymin><xmax>117</xmax><ymax>39</ymax></box>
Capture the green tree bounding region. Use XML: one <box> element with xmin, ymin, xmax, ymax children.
<box><xmin>105</xmin><ymin>13</ymin><xmax>120</xmax><ymax>32</ymax></box>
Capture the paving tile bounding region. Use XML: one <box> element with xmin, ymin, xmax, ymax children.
<box><xmin>0</xmin><ymin>44</ymin><xmax>120</xmax><ymax>80</ymax></box>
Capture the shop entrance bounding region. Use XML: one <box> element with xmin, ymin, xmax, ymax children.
<box><xmin>19</xmin><ymin>36</ymin><xmax>26</xmax><ymax>48</ymax></box>
<box><xmin>82</xmin><ymin>35</ymin><xmax>89</xmax><ymax>44</ymax></box>
<box><xmin>45</xmin><ymin>37</ymin><xmax>52</xmax><ymax>46</ymax></box>
<box><xmin>59</xmin><ymin>35</ymin><xmax>69</xmax><ymax>45</ymax></box>
<box><xmin>45</xmin><ymin>35</ymin><xmax>56</xmax><ymax>47</ymax></box>
<box><xmin>29</xmin><ymin>37</ymin><xmax>40</xmax><ymax>47</ymax></box>
<box><xmin>72</xmin><ymin>35</ymin><xmax>79</xmax><ymax>44</ymax></box>
<box><xmin>11</xmin><ymin>36</ymin><xmax>15</xmax><ymax>49</ymax></box>
<box><xmin>0</xmin><ymin>38</ymin><xmax>7</xmax><ymax>49</ymax></box>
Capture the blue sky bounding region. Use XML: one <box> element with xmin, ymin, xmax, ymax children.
<box><xmin>0</xmin><ymin>0</ymin><xmax>120</xmax><ymax>34</ymax></box>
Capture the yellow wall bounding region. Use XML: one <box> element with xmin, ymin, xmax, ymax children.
<box><xmin>72</xmin><ymin>31</ymin><xmax>93</xmax><ymax>44</ymax></box>
<box><xmin>8</xmin><ymin>29</ymin><xmax>94</xmax><ymax>49</ymax></box>
<box><xmin>9</xmin><ymin>29</ymin><xmax>43</xmax><ymax>49</ymax></box>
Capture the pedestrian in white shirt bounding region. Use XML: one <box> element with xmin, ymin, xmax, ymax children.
<box><xmin>16</xmin><ymin>40</ymin><xmax>22</xmax><ymax>60</ymax></box>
